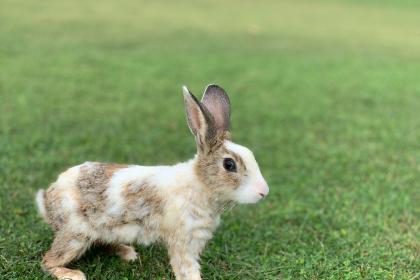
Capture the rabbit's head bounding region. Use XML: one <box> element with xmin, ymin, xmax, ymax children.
<box><xmin>183</xmin><ymin>84</ymin><xmax>269</xmax><ymax>204</ymax></box>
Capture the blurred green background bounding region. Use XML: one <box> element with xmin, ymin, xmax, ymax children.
<box><xmin>0</xmin><ymin>0</ymin><xmax>419</xmax><ymax>279</ymax></box>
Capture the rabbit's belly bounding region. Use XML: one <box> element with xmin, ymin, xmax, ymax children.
<box><xmin>95</xmin><ymin>222</ymin><xmax>160</xmax><ymax>245</ymax></box>
<box><xmin>98</xmin><ymin>223</ymin><xmax>143</xmax><ymax>243</ymax></box>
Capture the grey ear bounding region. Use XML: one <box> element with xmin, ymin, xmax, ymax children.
<box><xmin>201</xmin><ymin>84</ymin><xmax>231</xmax><ymax>132</ymax></box>
<box><xmin>183</xmin><ymin>86</ymin><xmax>216</xmax><ymax>150</ymax></box>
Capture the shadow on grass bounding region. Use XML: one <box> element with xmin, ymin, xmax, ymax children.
<box><xmin>71</xmin><ymin>243</ymin><xmax>173</xmax><ymax>280</ymax></box>
<box><xmin>37</xmin><ymin>209</ymin><xmax>353</xmax><ymax>280</ymax></box>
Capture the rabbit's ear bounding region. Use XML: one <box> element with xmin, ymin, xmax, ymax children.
<box><xmin>201</xmin><ymin>84</ymin><xmax>231</xmax><ymax>132</ymax></box>
<box><xmin>183</xmin><ymin>86</ymin><xmax>216</xmax><ymax>152</ymax></box>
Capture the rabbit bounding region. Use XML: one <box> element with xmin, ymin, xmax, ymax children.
<box><xmin>35</xmin><ymin>84</ymin><xmax>269</xmax><ymax>280</ymax></box>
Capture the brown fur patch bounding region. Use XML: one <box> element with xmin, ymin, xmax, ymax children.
<box><xmin>76</xmin><ymin>162</ymin><xmax>127</xmax><ymax>219</ymax></box>
<box><xmin>205</xmin><ymin>131</ymin><xmax>231</xmax><ymax>154</ymax></box>
<box><xmin>42</xmin><ymin>232</ymin><xmax>90</xmax><ymax>271</ymax></box>
<box><xmin>195</xmin><ymin>141</ymin><xmax>242</xmax><ymax>199</ymax></box>
<box><xmin>122</xmin><ymin>180</ymin><xmax>164</xmax><ymax>223</ymax></box>
<box><xmin>45</xmin><ymin>186</ymin><xmax>67</xmax><ymax>231</ymax></box>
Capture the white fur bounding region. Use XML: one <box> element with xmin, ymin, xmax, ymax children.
<box><xmin>113</xmin><ymin>224</ymin><xmax>143</xmax><ymax>243</ymax></box>
<box><xmin>225</xmin><ymin>141</ymin><xmax>269</xmax><ymax>203</ymax></box>
<box><xmin>56</xmin><ymin>164</ymin><xmax>81</xmax><ymax>189</ymax></box>
<box><xmin>35</xmin><ymin>190</ymin><xmax>47</xmax><ymax>222</ymax></box>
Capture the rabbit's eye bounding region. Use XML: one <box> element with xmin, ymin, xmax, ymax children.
<box><xmin>223</xmin><ymin>158</ymin><xmax>237</xmax><ymax>172</ymax></box>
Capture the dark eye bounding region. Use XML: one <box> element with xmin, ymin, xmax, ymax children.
<box><xmin>223</xmin><ymin>158</ymin><xmax>237</xmax><ymax>172</ymax></box>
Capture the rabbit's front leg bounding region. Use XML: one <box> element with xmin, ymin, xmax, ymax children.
<box><xmin>168</xmin><ymin>242</ymin><xmax>202</xmax><ymax>280</ymax></box>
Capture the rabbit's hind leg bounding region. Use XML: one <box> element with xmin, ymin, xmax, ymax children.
<box><xmin>41</xmin><ymin>231</ymin><xmax>90</xmax><ymax>280</ymax></box>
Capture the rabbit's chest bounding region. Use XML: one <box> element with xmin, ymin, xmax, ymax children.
<box><xmin>162</xmin><ymin>199</ymin><xmax>220</xmax><ymax>244</ymax></box>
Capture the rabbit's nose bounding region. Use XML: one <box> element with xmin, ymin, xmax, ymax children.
<box><xmin>256</xmin><ymin>181</ymin><xmax>269</xmax><ymax>197</ymax></box>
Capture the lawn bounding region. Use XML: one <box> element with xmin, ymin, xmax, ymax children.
<box><xmin>0</xmin><ymin>0</ymin><xmax>419</xmax><ymax>279</ymax></box>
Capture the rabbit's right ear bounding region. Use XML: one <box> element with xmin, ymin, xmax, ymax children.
<box><xmin>183</xmin><ymin>86</ymin><xmax>216</xmax><ymax>152</ymax></box>
<box><xmin>201</xmin><ymin>84</ymin><xmax>231</xmax><ymax>132</ymax></box>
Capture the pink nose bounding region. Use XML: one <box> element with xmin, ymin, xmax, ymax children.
<box><xmin>256</xmin><ymin>181</ymin><xmax>269</xmax><ymax>198</ymax></box>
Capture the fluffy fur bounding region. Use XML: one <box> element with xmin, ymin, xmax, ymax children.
<box><xmin>36</xmin><ymin>84</ymin><xmax>269</xmax><ymax>280</ymax></box>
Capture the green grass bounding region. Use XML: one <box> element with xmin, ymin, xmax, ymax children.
<box><xmin>0</xmin><ymin>0</ymin><xmax>419</xmax><ymax>279</ymax></box>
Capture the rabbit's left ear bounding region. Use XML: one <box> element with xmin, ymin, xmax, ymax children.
<box><xmin>201</xmin><ymin>84</ymin><xmax>231</xmax><ymax>132</ymax></box>
<box><xmin>183</xmin><ymin>86</ymin><xmax>217</xmax><ymax>152</ymax></box>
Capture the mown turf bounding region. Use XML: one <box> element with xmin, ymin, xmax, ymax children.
<box><xmin>0</xmin><ymin>0</ymin><xmax>419</xmax><ymax>279</ymax></box>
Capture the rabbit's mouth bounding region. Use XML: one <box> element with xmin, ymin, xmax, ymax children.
<box><xmin>231</xmin><ymin>179</ymin><xmax>269</xmax><ymax>204</ymax></box>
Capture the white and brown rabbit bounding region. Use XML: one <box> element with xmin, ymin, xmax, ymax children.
<box><xmin>36</xmin><ymin>84</ymin><xmax>269</xmax><ymax>280</ymax></box>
